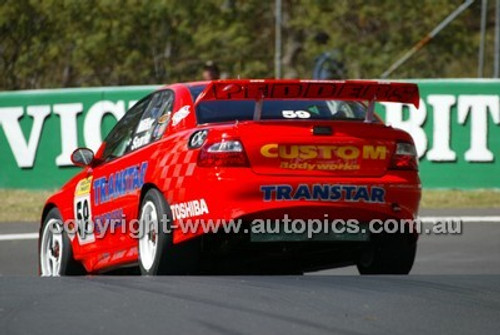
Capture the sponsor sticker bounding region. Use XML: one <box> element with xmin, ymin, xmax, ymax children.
<box><xmin>172</xmin><ymin>105</ymin><xmax>190</xmax><ymax>126</ymax></box>
<box><xmin>260</xmin><ymin>144</ymin><xmax>387</xmax><ymax>171</ymax></box>
<box><xmin>188</xmin><ymin>130</ymin><xmax>208</xmax><ymax>149</ymax></box>
<box><xmin>74</xmin><ymin>176</ymin><xmax>95</xmax><ymax>244</ymax></box>
<box><xmin>282</xmin><ymin>110</ymin><xmax>311</xmax><ymax>119</ymax></box>
<box><xmin>136</xmin><ymin>117</ymin><xmax>155</xmax><ymax>133</ymax></box>
<box><xmin>158</xmin><ymin>113</ymin><xmax>170</xmax><ymax>124</ymax></box>
<box><xmin>93</xmin><ymin>161</ymin><xmax>148</xmax><ymax>206</ymax></box>
<box><xmin>75</xmin><ymin>176</ymin><xmax>92</xmax><ymax>196</ymax></box>
<box><xmin>153</xmin><ymin>122</ymin><xmax>168</xmax><ymax>140</ymax></box>
<box><xmin>171</xmin><ymin>199</ymin><xmax>209</xmax><ymax>220</ymax></box>
<box><xmin>260</xmin><ymin>184</ymin><xmax>386</xmax><ymax>203</ymax></box>
<box><xmin>93</xmin><ymin>208</ymin><xmax>124</xmax><ymax>233</ymax></box>
<box><xmin>130</xmin><ymin>133</ymin><xmax>152</xmax><ymax>150</ymax></box>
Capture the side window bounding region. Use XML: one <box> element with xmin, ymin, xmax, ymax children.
<box><xmin>101</xmin><ymin>97</ymin><xmax>150</xmax><ymax>161</ymax></box>
<box><xmin>128</xmin><ymin>90</ymin><xmax>174</xmax><ymax>152</ymax></box>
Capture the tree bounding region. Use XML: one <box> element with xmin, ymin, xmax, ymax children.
<box><xmin>0</xmin><ymin>0</ymin><xmax>493</xmax><ymax>90</ymax></box>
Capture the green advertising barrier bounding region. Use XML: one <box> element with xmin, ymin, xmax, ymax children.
<box><xmin>376</xmin><ymin>79</ymin><xmax>500</xmax><ymax>189</ymax></box>
<box><xmin>0</xmin><ymin>86</ymin><xmax>158</xmax><ymax>189</ymax></box>
<box><xmin>0</xmin><ymin>79</ymin><xmax>499</xmax><ymax>189</ymax></box>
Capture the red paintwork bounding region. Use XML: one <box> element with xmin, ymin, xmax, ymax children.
<box><xmin>196</xmin><ymin>79</ymin><xmax>420</xmax><ymax>107</ymax></box>
<box><xmin>41</xmin><ymin>79</ymin><xmax>421</xmax><ymax>273</ymax></box>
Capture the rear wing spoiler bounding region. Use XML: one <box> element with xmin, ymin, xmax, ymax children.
<box><xmin>194</xmin><ymin>79</ymin><xmax>419</xmax><ymax>122</ymax></box>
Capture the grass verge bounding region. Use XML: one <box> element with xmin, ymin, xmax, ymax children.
<box><xmin>0</xmin><ymin>189</ymin><xmax>499</xmax><ymax>222</ymax></box>
<box><xmin>421</xmin><ymin>189</ymin><xmax>500</xmax><ymax>209</ymax></box>
<box><xmin>0</xmin><ymin>189</ymin><xmax>53</xmax><ymax>222</ymax></box>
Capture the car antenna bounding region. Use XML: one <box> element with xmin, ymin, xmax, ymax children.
<box><xmin>364</xmin><ymin>96</ymin><xmax>376</xmax><ymax>123</ymax></box>
<box><xmin>253</xmin><ymin>92</ymin><xmax>264</xmax><ymax>121</ymax></box>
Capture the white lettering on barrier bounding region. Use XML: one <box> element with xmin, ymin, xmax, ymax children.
<box><xmin>0</xmin><ymin>105</ymin><xmax>50</xmax><ymax>168</ymax></box>
<box><xmin>457</xmin><ymin>95</ymin><xmax>500</xmax><ymax>162</ymax></box>
<box><xmin>84</xmin><ymin>100</ymin><xmax>126</xmax><ymax>152</ymax></box>
<box><xmin>383</xmin><ymin>98</ymin><xmax>428</xmax><ymax>158</ymax></box>
<box><xmin>53</xmin><ymin>103</ymin><xmax>83</xmax><ymax>166</ymax></box>
<box><xmin>426</xmin><ymin>95</ymin><xmax>456</xmax><ymax>161</ymax></box>
<box><xmin>1</xmin><ymin>94</ymin><xmax>499</xmax><ymax>169</ymax></box>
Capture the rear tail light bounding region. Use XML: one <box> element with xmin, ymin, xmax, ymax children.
<box><xmin>390</xmin><ymin>142</ymin><xmax>418</xmax><ymax>171</ymax></box>
<box><xmin>197</xmin><ymin>140</ymin><xmax>250</xmax><ymax>167</ymax></box>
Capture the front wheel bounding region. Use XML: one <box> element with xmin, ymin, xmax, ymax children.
<box><xmin>356</xmin><ymin>234</ymin><xmax>417</xmax><ymax>275</ymax></box>
<box><xmin>138</xmin><ymin>189</ymin><xmax>200</xmax><ymax>275</ymax></box>
<box><xmin>39</xmin><ymin>208</ymin><xmax>84</xmax><ymax>276</ymax></box>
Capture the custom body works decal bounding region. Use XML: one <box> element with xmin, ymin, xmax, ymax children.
<box><xmin>261</xmin><ymin>144</ymin><xmax>387</xmax><ymax>160</ymax></box>
<box><xmin>260</xmin><ymin>144</ymin><xmax>387</xmax><ymax>171</ymax></box>
<box><xmin>93</xmin><ymin>162</ymin><xmax>148</xmax><ymax>206</ymax></box>
<box><xmin>260</xmin><ymin>184</ymin><xmax>386</xmax><ymax>203</ymax></box>
<box><xmin>171</xmin><ymin>199</ymin><xmax>209</xmax><ymax>220</ymax></box>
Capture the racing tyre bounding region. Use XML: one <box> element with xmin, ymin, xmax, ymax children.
<box><xmin>356</xmin><ymin>234</ymin><xmax>417</xmax><ymax>275</ymax></box>
<box><xmin>138</xmin><ymin>188</ymin><xmax>200</xmax><ymax>275</ymax></box>
<box><xmin>39</xmin><ymin>208</ymin><xmax>85</xmax><ymax>276</ymax></box>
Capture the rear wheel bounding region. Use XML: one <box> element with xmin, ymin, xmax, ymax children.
<box><xmin>138</xmin><ymin>188</ymin><xmax>200</xmax><ymax>275</ymax></box>
<box><xmin>39</xmin><ymin>208</ymin><xmax>84</xmax><ymax>276</ymax></box>
<box><xmin>356</xmin><ymin>234</ymin><xmax>417</xmax><ymax>275</ymax></box>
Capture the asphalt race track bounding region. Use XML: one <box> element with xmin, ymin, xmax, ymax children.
<box><xmin>1</xmin><ymin>209</ymin><xmax>500</xmax><ymax>334</ymax></box>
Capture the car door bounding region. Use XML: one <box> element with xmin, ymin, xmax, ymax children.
<box><xmin>86</xmin><ymin>90</ymin><xmax>174</xmax><ymax>269</ymax></box>
<box><xmin>77</xmin><ymin>96</ymin><xmax>149</xmax><ymax>265</ymax></box>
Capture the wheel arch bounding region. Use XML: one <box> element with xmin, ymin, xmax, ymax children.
<box><xmin>40</xmin><ymin>203</ymin><xmax>57</xmax><ymax>229</ymax></box>
<box><xmin>139</xmin><ymin>183</ymin><xmax>162</xmax><ymax>204</ymax></box>
<box><xmin>138</xmin><ymin>182</ymin><xmax>174</xmax><ymax>226</ymax></box>
<box><xmin>138</xmin><ymin>183</ymin><xmax>167</xmax><ymax>215</ymax></box>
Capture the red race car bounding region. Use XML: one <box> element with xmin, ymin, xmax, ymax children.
<box><xmin>39</xmin><ymin>79</ymin><xmax>421</xmax><ymax>276</ymax></box>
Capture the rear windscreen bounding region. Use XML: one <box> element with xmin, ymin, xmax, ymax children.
<box><xmin>188</xmin><ymin>84</ymin><xmax>370</xmax><ymax>124</ymax></box>
<box><xmin>195</xmin><ymin>99</ymin><xmax>367</xmax><ymax>124</ymax></box>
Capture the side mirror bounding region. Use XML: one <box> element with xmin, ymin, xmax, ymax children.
<box><xmin>71</xmin><ymin>148</ymin><xmax>94</xmax><ymax>167</ymax></box>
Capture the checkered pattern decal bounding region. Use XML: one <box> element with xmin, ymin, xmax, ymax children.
<box><xmin>153</xmin><ymin>136</ymin><xmax>198</xmax><ymax>203</ymax></box>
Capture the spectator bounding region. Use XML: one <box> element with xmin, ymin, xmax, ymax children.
<box><xmin>312</xmin><ymin>32</ymin><xmax>347</xmax><ymax>80</ymax></box>
<box><xmin>202</xmin><ymin>61</ymin><xmax>220</xmax><ymax>80</ymax></box>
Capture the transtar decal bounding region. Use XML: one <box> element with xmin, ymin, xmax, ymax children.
<box><xmin>260</xmin><ymin>184</ymin><xmax>386</xmax><ymax>203</ymax></box>
<box><xmin>93</xmin><ymin>162</ymin><xmax>148</xmax><ymax>205</ymax></box>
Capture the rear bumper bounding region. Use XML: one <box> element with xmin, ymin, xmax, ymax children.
<box><xmin>171</xmin><ymin>168</ymin><xmax>421</xmax><ymax>243</ymax></box>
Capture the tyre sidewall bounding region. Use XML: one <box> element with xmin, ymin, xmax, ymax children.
<box><xmin>357</xmin><ymin>234</ymin><xmax>417</xmax><ymax>275</ymax></box>
<box><xmin>138</xmin><ymin>189</ymin><xmax>174</xmax><ymax>275</ymax></box>
<box><xmin>39</xmin><ymin>208</ymin><xmax>82</xmax><ymax>276</ymax></box>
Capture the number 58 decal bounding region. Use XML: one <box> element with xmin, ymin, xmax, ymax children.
<box><xmin>282</xmin><ymin>110</ymin><xmax>311</xmax><ymax>119</ymax></box>
<box><xmin>74</xmin><ymin>177</ymin><xmax>95</xmax><ymax>244</ymax></box>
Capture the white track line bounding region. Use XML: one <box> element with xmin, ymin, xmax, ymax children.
<box><xmin>419</xmin><ymin>216</ymin><xmax>500</xmax><ymax>223</ymax></box>
<box><xmin>0</xmin><ymin>216</ymin><xmax>499</xmax><ymax>242</ymax></box>
<box><xmin>0</xmin><ymin>233</ymin><xmax>39</xmax><ymax>241</ymax></box>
